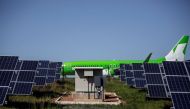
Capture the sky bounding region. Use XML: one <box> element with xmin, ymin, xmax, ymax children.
<box><xmin>0</xmin><ymin>0</ymin><xmax>190</xmax><ymax>62</ymax></box>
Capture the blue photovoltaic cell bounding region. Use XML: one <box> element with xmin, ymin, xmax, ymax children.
<box><xmin>36</xmin><ymin>69</ymin><xmax>48</xmax><ymax>76</ymax></box>
<box><xmin>120</xmin><ymin>70</ymin><xmax>125</xmax><ymax>76</ymax></box>
<box><xmin>57</xmin><ymin>62</ymin><xmax>62</xmax><ymax>68</ymax></box>
<box><xmin>126</xmin><ymin>78</ymin><xmax>134</xmax><ymax>86</ymax></box>
<box><xmin>185</xmin><ymin>62</ymin><xmax>190</xmax><ymax>74</ymax></box>
<box><xmin>0</xmin><ymin>87</ymin><xmax>8</xmax><ymax>105</ymax></box>
<box><xmin>8</xmin><ymin>82</ymin><xmax>15</xmax><ymax>94</ymax></box>
<box><xmin>11</xmin><ymin>71</ymin><xmax>18</xmax><ymax>81</ymax></box>
<box><xmin>125</xmin><ymin>64</ymin><xmax>132</xmax><ymax>70</ymax></box>
<box><xmin>120</xmin><ymin>76</ymin><xmax>126</xmax><ymax>81</ymax></box>
<box><xmin>114</xmin><ymin>69</ymin><xmax>120</xmax><ymax>75</ymax></box>
<box><xmin>21</xmin><ymin>61</ymin><xmax>38</xmax><ymax>70</ymax></box>
<box><xmin>126</xmin><ymin>71</ymin><xmax>133</xmax><ymax>77</ymax></box>
<box><xmin>0</xmin><ymin>56</ymin><xmax>18</xmax><ymax>70</ymax></box>
<box><xmin>46</xmin><ymin>77</ymin><xmax>55</xmax><ymax>83</ymax></box>
<box><xmin>17</xmin><ymin>71</ymin><xmax>35</xmax><ymax>82</ymax></box>
<box><xmin>55</xmin><ymin>74</ymin><xmax>60</xmax><ymax>80</ymax></box>
<box><xmin>134</xmin><ymin>71</ymin><xmax>145</xmax><ymax>79</ymax></box>
<box><xmin>160</xmin><ymin>67</ymin><xmax>164</xmax><ymax>73</ymax></box>
<box><xmin>34</xmin><ymin>77</ymin><xmax>46</xmax><ymax>85</ymax></box>
<box><xmin>167</xmin><ymin>76</ymin><xmax>190</xmax><ymax>92</ymax></box>
<box><xmin>15</xmin><ymin>61</ymin><xmax>22</xmax><ymax>70</ymax></box>
<box><xmin>148</xmin><ymin>85</ymin><xmax>167</xmax><ymax>98</ymax></box>
<box><xmin>56</xmin><ymin>68</ymin><xmax>61</xmax><ymax>73</ymax></box>
<box><xmin>49</xmin><ymin>62</ymin><xmax>57</xmax><ymax>69</ymax></box>
<box><xmin>132</xmin><ymin>63</ymin><xmax>143</xmax><ymax>70</ymax></box>
<box><xmin>135</xmin><ymin>79</ymin><xmax>146</xmax><ymax>88</ymax></box>
<box><xmin>38</xmin><ymin>61</ymin><xmax>49</xmax><ymax>68</ymax></box>
<box><xmin>171</xmin><ymin>93</ymin><xmax>190</xmax><ymax>109</ymax></box>
<box><xmin>144</xmin><ymin>63</ymin><xmax>160</xmax><ymax>73</ymax></box>
<box><xmin>163</xmin><ymin>62</ymin><xmax>187</xmax><ymax>75</ymax></box>
<box><xmin>47</xmin><ymin>69</ymin><xmax>56</xmax><ymax>76</ymax></box>
<box><xmin>0</xmin><ymin>71</ymin><xmax>14</xmax><ymax>86</ymax></box>
<box><xmin>13</xmin><ymin>83</ymin><xmax>33</xmax><ymax>95</ymax></box>
<box><xmin>146</xmin><ymin>74</ymin><xmax>163</xmax><ymax>84</ymax></box>
<box><xmin>120</xmin><ymin>64</ymin><xmax>125</xmax><ymax>70</ymax></box>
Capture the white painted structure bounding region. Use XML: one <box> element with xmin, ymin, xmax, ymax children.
<box><xmin>74</xmin><ymin>67</ymin><xmax>103</xmax><ymax>92</ymax></box>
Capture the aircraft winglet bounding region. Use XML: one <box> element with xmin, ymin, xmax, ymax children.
<box><xmin>144</xmin><ymin>53</ymin><xmax>152</xmax><ymax>63</ymax></box>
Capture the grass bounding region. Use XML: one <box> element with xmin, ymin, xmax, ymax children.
<box><xmin>0</xmin><ymin>78</ymin><xmax>172</xmax><ymax>109</ymax></box>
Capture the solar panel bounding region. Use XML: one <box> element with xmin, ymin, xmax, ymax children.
<box><xmin>11</xmin><ymin>71</ymin><xmax>19</xmax><ymax>81</ymax></box>
<box><xmin>15</xmin><ymin>60</ymin><xmax>22</xmax><ymax>70</ymax></box>
<box><xmin>147</xmin><ymin>85</ymin><xmax>167</xmax><ymax>98</ymax></box>
<box><xmin>125</xmin><ymin>64</ymin><xmax>132</xmax><ymax>70</ymax></box>
<box><xmin>166</xmin><ymin>76</ymin><xmax>190</xmax><ymax>92</ymax></box>
<box><xmin>0</xmin><ymin>87</ymin><xmax>8</xmax><ymax>105</ymax></box>
<box><xmin>0</xmin><ymin>56</ymin><xmax>18</xmax><ymax>104</ymax></box>
<box><xmin>0</xmin><ymin>56</ymin><xmax>18</xmax><ymax>70</ymax></box>
<box><xmin>163</xmin><ymin>62</ymin><xmax>187</xmax><ymax>75</ymax></box>
<box><xmin>56</xmin><ymin>68</ymin><xmax>61</xmax><ymax>73</ymax></box>
<box><xmin>120</xmin><ymin>64</ymin><xmax>125</xmax><ymax>70</ymax></box>
<box><xmin>57</xmin><ymin>62</ymin><xmax>62</xmax><ymax>68</ymax></box>
<box><xmin>134</xmin><ymin>79</ymin><xmax>146</xmax><ymax>88</ymax></box>
<box><xmin>114</xmin><ymin>69</ymin><xmax>120</xmax><ymax>75</ymax></box>
<box><xmin>36</xmin><ymin>69</ymin><xmax>48</xmax><ymax>76</ymax></box>
<box><xmin>0</xmin><ymin>71</ymin><xmax>14</xmax><ymax>86</ymax></box>
<box><xmin>13</xmin><ymin>83</ymin><xmax>33</xmax><ymax>95</ymax></box>
<box><xmin>146</xmin><ymin>74</ymin><xmax>163</xmax><ymax>84</ymax></box>
<box><xmin>47</xmin><ymin>69</ymin><xmax>56</xmax><ymax>76</ymax></box>
<box><xmin>126</xmin><ymin>78</ymin><xmax>134</xmax><ymax>86</ymax></box>
<box><xmin>132</xmin><ymin>63</ymin><xmax>143</xmax><ymax>70</ymax></box>
<box><xmin>21</xmin><ymin>61</ymin><xmax>38</xmax><ymax>70</ymax></box>
<box><xmin>160</xmin><ymin>66</ymin><xmax>165</xmax><ymax>73</ymax></box>
<box><xmin>55</xmin><ymin>74</ymin><xmax>61</xmax><ymax>80</ymax></box>
<box><xmin>171</xmin><ymin>93</ymin><xmax>190</xmax><ymax>109</ymax></box>
<box><xmin>126</xmin><ymin>70</ymin><xmax>133</xmax><ymax>77</ymax></box>
<box><xmin>134</xmin><ymin>71</ymin><xmax>145</xmax><ymax>79</ymax></box>
<box><xmin>144</xmin><ymin>63</ymin><xmax>160</xmax><ymax>73</ymax></box>
<box><xmin>120</xmin><ymin>76</ymin><xmax>126</xmax><ymax>81</ymax></box>
<box><xmin>49</xmin><ymin>62</ymin><xmax>57</xmax><ymax>69</ymax></box>
<box><xmin>10</xmin><ymin>60</ymin><xmax>38</xmax><ymax>95</ymax></box>
<box><xmin>17</xmin><ymin>71</ymin><xmax>36</xmax><ymax>82</ymax></box>
<box><xmin>119</xmin><ymin>69</ymin><xmax>125</xmax><ymax>75</ymax></box>
<box><xmin>34</xmin><ymin>77</ymin><xmax>46</xmax><ymax>85</ymax></box>
<box><xmin>46</xmin><ymin>77</ymin><xmax>55</xmax><ymax>84</ymax></box>
<box><xmin>38</xmin><ymin>61</ymin><xmax>49</xmax><ymax>68</ymax></box>
<box><xmin>8</xmin><ymin>82</ymin><xmax>15</xmax><ymax>94</ymax></box>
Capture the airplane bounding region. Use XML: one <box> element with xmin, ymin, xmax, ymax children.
<box><xmin>62</xmin><ymin>35</ymin><xmax>189</xmax><ymax>76</ymax></box>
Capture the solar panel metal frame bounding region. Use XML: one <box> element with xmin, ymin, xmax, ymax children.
<box><xmin>147</xmin><ymin>85</ymin><xmax>168</xmax><ymax>98</ymax></box>
<box><xmin>163</xmin><ymin>61</ymin><xmax>190</xmax><ymax>109</ymax></box>
<box><xmin>126</xmin><ymin>77</ymin><xmax>135</xmax><ymax>86</ymax></box>
<box><xmin>0</xmin><ymin>87</ymin><xmax>9</xmax><ymax>105</ymax></box>
<box><xmin>10</xmin><ymin>60</ymin><xmax>38</xmax><ymax>95</ymax></box>
<box><xmin>0</xmin><ymin>56</ymin><xmax>18</xmax><ymax>105</ymax></box>
<box><xmin>134</xmin><ymin>79</ymin><xmax>147</xmax><ymax>88</ymax></box>
<box><xmin>144</xmin><ymin>63</ymin><xmax>169</xmax><ymax>98</ymax></box>
<box><xmin>170</xmin><ymin>93</ymin><xmax>190</xmax><ymax>109</ymax></box>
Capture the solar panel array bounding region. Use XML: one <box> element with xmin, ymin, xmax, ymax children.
<box><xmin>0</xmin><ymin>56</ymin><xmax>63</xmax><ymax>105</ymax></box>
<box><xmin>34</xmin><ymin>61</ymin><xmax>49</xmax><ymax>86</ymax></box>
<box><xmin>119</xmin><ymin>63</ymin><xmax>146</xmax><ymax>88</ymax></box>
<box><xmin>0</xmin><ymin>56</ymin><xmax>18</xmax><ymax>105</ymax></box>
<box><xmin>118</xmin><ymin>61</ymin><xmax>190</xmax><ymax>109</ymax></box>
<box><xmin>8</xmin><ymin>60</ymin><xmax>38</xmax><ymax>95</ymax></box>
<box><xmin>163</xmin><ymin>61</ymin><xmax>190</xmax><ymax>109</ymax></box>
<box><xmin>144</xmin><ymin>63</ymin><xmax>168</xmax><ymax>98</ymax></box>
<box><xmin>55</xmin><ymin>62</ymin><xmax>62</xmax><ymax>81</ymax></box>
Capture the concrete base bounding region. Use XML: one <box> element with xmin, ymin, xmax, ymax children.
<box><xmin>54</xmin><ymin>92</ymin><xmax>121</xmax><ymax>105</ymax></box>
